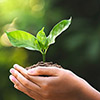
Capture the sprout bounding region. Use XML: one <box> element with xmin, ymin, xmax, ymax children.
<box><xmin>6</xmin><ymin>18</ymin><xmax>71</xmax><ymax>62</ymax></box>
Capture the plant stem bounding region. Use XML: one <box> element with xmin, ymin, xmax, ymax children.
<box><xmin>42</xmin><ymin>53</ymin><xmax>46</xmax><ymax>62</ymax></box>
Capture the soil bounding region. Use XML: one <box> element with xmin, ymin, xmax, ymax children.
<box><xmin>26</xmin><ymin>61</ymin><xmax>62</xmax><ymax>70</ymax></box>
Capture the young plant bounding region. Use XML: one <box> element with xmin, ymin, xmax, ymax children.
<box><xmin>6</xmin><ymin>18</ymin><xmax>71</xmax><ymax>62</ymax></box>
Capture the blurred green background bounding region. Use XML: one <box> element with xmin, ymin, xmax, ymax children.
<box><xmin>0</xmin><ymin>0</ymin><xmax>100</xmax><ymax>100</ymax></box>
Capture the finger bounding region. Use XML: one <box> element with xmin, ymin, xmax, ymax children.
<box><xmin>13</xmin><ymin>64</ymin><xmax>47</xmax><ymax>85</ymax></box>
<box><xmin>13</xmin><ymin>64</ymin><xmax>29</xmax><ymax>79</ymax></box>
<box><xmin>27</xmin><ymin>66</ymin><xmax>60</xmax><ymax>76</ymax></box>
<box><xmin>14</xmin><ymin>85</ymin><xmax>38</xmax><ymax>100</ymax></box>
<box><xmin>10</xmin><ymin>68</ymin><xmax>40</xmax><ymax>92</ymax></box>
<box><xmin>9</xmin><ymin>75</ymin><xmax>18</xmax><ymax>84</ymax></box>
<box><xmin>9</xmin><ymin>75</ymin><xmax>41</xmax><ymax>100</ymax></box>
<box><xmin>25</xmin><ymin>75</ymin><xmax>50</xmax><ymax>86</ymax></box>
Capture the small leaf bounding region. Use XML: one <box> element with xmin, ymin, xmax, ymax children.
<box><xmin>47</xmin><ymin>17</ymin><xmax>72</xmax><ymax>45</ymax></box>
<box><xmin>6</xmin><ymin>30</ymin><xmax>41</xmax><ymax>51</ymax></box>
<box><xmin>36</xmin><ymin>27</ymin><xmax>48</xmax><ymax>49</ymax></box>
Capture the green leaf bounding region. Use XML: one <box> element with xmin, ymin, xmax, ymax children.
<box><xmin>6</xmin><ymin>30</ymin><xmax>41</xmax><ymax>51</ymax></box>
<box><xmin>47</xmin><ymin>17</ymin><xmax>72</xmax><ymax>45</ymax></box>
<box><xmin>36</xmin><ymin>27</ymin><xmax>48</xmax><ymax>50</ymax></box>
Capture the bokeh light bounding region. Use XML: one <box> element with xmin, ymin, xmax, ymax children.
<box><xmin>0</xmin><ymin>0</ymin><xmax>100</xmax><ymax>100</ymax></box>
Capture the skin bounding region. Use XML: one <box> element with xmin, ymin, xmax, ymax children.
<box><xmin>9</xmin><ymin>64</ymin><xmax>100</xmax><ymax>100</ymax></box>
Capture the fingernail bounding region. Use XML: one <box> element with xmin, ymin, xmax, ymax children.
<box><xmin>10</xmin><ymin>68</ymin><xmax>14</xmax><ymax>73</ymax></box>
<box><xmin>9</xmin><ymin>75</ymin><xmax>16</xmax><ymax>82</ymax></box>
<box><xmin>13</xmin><ymin>64</ymin><xmax>19</xmax><ymax>68</ymax></box>
<box><xmin>14</xmin><ymin>85</ymin><xmax>18</xmax><ymax>89</ymax></box>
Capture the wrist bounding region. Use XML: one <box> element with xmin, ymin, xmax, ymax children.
<box><xmin>77</xmin><ymin>78</ymin><xmax>100</xmax><ymax>100</ymax></box>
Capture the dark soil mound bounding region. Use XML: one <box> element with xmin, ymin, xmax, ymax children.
<box><xmin>26</xmin><ymin>61</ymin><xmax>62</xmax><ymax>70</ymax></box>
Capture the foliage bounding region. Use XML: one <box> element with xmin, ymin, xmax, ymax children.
<box><xmin>0</xmin><ymin>0</ymin><xmax>100</xmax><ymax>100</ymax></box>
<box><xmin>6</xmin><ymin>18</ymin><xmax>71</xmax><ymax>62</ymax></box>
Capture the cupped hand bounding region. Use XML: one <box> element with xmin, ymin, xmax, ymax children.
<box><xmin>9</xmin><ymin>64</ymin><xmax>100</xmax><ymax>100</ymax></box>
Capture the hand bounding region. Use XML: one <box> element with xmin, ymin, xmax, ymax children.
<box><xmin>9</xmin><ymin>64</ymin><xmax>100</xmax><ymax>100</ymax></box>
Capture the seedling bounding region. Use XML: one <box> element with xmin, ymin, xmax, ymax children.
<box><xmin>6</xmin><ymin>18</ymin><xmax>71</xmax><ymax>62</ymax></box>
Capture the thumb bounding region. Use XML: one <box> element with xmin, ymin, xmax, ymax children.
<box><xmin>27</xmin><ymin>67</ymin><xmax>60</xmax><ymax>76</ymax></box>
